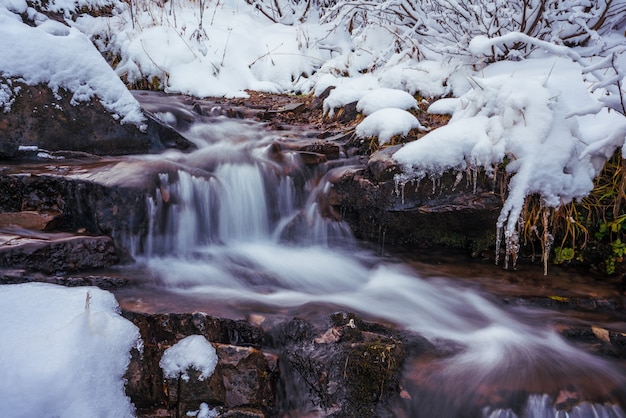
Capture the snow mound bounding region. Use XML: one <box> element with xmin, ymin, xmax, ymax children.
<box><xmin>323</xmin><ymin>88</ymin><xmax>368</xmax><ymax>116</ymax></box>
<box><xmin>356</xmin><ymin>88</ymin><xmax>417</xmax><ymax>115</ymax></box>
<box><xmin>112</xmin><ymin>6</ymin><xmax>334</xmax><ymax>98</ymax></box>
<box><xmin>356</xmin><ymin>108</ymin><xmax>425</xmax><ymax>145</ymax></box>
<box><xmin>378</xmin><ymin>60</ymin><xmax>454</xmax><ymax>98</ymax></box>
<box><xmin>0</xmin><ymin>11</ymin><xmax>145</xmax><ymax>126</ymax></box>
<box><xmin>0</xmin><ymin>283</ymin><xmax>140</xmax><ymax>418</ymax></box>
<box><xmin>160</xmin><ymin>335</ymin><xmax>218</xmax><ymax>382</ymax></box>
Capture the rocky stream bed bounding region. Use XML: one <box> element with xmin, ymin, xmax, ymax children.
<box><xmin>1</xmin><ymin>85</ymin><xmax>626</xmax><ymax>417</ymax></box>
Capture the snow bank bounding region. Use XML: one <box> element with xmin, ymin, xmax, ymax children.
<box><xmin>0</xmin><ymin>4</ymin><xmax>144</xmax><ymax>126</ymax></box>
<box><xmin>160</xmin><ymin>335</ymin><xmax>218</xmax><ymax>382</ymax></box>
<box><xmin>0</xmin><ymin>283</ymin><xmax>140</xmax><ymax>418</ymax></box>
<box><xmin>111</xmin><ymin>0</ymin><xmax>334</xmax><ymax>98</ymax></box>
<box><xmin>393</xmin><ymin>57</ymin><xmax>626</xmax><ymax>254</ymax></box>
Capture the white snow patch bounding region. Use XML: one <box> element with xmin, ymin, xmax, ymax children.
<box><xmin>323</xmin><ymin>88</ymin><xmax>367</xmax><ymax>116</ymax></box>
<box><xmin>379</xmin><ymin>60</ymin><xmax>454</xmax><ymax>98</ymax></box>
<box><xmin>356</xmin><ymin>88</ymin><xmax>417</xmax><ymax>115</ymax></box>
<box><xmin>186</xmin><ymin>402</ymin><xmax>219</xmax><ymax>418</ymax></box>
<box><xmin>160</xmin><ymin>335</ymin><xmax>218</xmax><ymax>382</ymax></box>
<box><xmin>0</xmin><ymin>283</ymin><xmax>140</xmax><ymax>418</ymax></box>
<box><xmin>0</xmin><ymin>12</ymin><xmax>145</xmax><ymax>126</ymax></box>
<box><xmin>357</xmin><ymin>108</ymin><xmax>425</xmax><ymax>146</ymax></box>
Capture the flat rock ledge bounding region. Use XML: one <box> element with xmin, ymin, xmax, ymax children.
<box><xmin>0</xmin><ymin>230</ymin><xmax>118</xmax><ymax>273</ymax></box>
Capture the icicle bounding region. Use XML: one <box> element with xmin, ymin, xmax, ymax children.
<box><xmin>542</xmin><ymin>209</ymin><xmax>553</xmax><ymax>276</ymax></box>
<box><xmin>503</xmin><ymin>228</ymin><xmax>520</xmax><ymax>270</ymax></box>
<box><xmin>452</xmin><ymin>171</ymin><xmax>463</xmax><ymax>191</ymax></box>
<box><xmin>472</xmin><ymin>167</ymin><xmax>478</xmax><ymax>194</ymax></box>
<box><xmin>495</xmin><ymin>225</ymin><xmax>503</xmax><ymax>265</ymax></box>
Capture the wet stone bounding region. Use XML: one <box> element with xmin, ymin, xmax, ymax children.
<box><xmin>0</xmin><ymin>231</ymin><xmax>118</xmax><ymax>273</ymax></box>
<box><xmin>273</xmin><ymin>313</ymin><xmax>408</xmax><ymax>417</ymax></box>
<box><xmin>123</xmin><ymin>311</ymin><xmax>270</xmax><ymax>413</ymax></box>
<box><xmin>166</xmin><ymin>343</ymin><xmax>275</xmax><ymax>415</ymax></box>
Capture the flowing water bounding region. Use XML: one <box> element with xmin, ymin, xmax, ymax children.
<box><xmin>112</xmin><ymin>95</ymin><xmax>626</xmax><ymax>417</ymax></box>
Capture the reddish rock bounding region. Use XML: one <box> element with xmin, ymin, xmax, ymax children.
<box><xmin>0</xmin><ymin>230</ymin><xmax>118</xmax><ymax>273</ymax></box>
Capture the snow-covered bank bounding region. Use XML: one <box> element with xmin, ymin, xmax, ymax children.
<box><xmin>0</xmin><ymin>283</ymin><xmax>140</xmax><ymax>418</ymax></box>
<box><xmin>0</xmin><ymin>0</ymin><xmax>144</xmax><ymax>126</ymax></box>
<box><xmin>393</xmin><ymin>57</ymin><xmax>626</xmax><ymax>263</ymax></box>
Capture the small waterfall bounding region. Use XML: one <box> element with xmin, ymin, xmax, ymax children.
<box><xmin>143</xmin><ymin>170</ymin><xmax>220</xmax><ymax>257</ymax></box>
<box><xmin>136</xmin><ymin>148</ymin><xmax>352</xmax><ymax>257</ymax></box>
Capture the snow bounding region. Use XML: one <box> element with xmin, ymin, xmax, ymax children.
<box><xmin>378</xmin><ymin>59</ymin><xmax>454</xmax><ymax>98</ymax></box>
<box><xmin>0</xmin><ymin>3</ymin><xmax>145</xmax><ymax>126</ymax></box>
<box><xmin>186</xmin><ymin>403</ymin><xmax>219</xmax><ymax>418</ymax></box>
<box><xmin>0</xmin><ymin>283</ymin><xmax>140</xmax><ymax>418</ymax></box>
<box><xmin>356</xmin><ymin>108</ymin><xmax>425</xmax><ymax>146</ymax></box>
<box><xmin>160</xmin><ymin>335</ymin><xmax>218</xmax><ymax>382</ymax></box>
<box><xmin>110</xmin><ymin>2</ymin><xmax>335</xmax><ymax>98</ymax></box>
<box><xmin>393</xmin><ymin>57</ymin><xmax>626</xmax><ymax>244</ymax></box>
<box><xmin>356</xmin><ymin>88</ymin><xmax>417</xmax><ymax>115</ymax></box>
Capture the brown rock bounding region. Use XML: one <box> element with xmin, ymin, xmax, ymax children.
<box><xmin>0</xmin><ymin>80</ymin><xmax>192</xmax><ymax>159</ymax></box>
<box><xmin>169</xmin><ymin>343</ymin><xmax>275</xmax><ymax>415</ymax></box>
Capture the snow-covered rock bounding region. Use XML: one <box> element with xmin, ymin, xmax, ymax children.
<box><xmin>356</xmin><ymin>108</ymin><xmax>425</xmax><ymax>145</ymax></box>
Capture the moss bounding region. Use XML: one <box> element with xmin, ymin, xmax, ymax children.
<box><xmin>517</xmin><ymin>150</ymin><xmax>626</xmax><ymax>275</ymax></box>
<box><xmin>344</xmin><ymin>341</ymin><xmax>403</xmax><ymax>417</ymax></box>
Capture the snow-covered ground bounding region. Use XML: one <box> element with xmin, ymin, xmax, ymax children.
<box><xmin>0</xmin><ymin>0</ymin><xmax>625</xmax><ymax>415</ymax></box>
<box><xmin>0</xmin><ymin>283</ymin><xmax>140</xmax><ymax>418</ymax></box>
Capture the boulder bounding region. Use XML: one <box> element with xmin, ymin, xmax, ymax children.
<box><xmin>268</xmin><ymin>312</ymin><xmax>420</xmax><ymax>417</ymax></box>
<box><xmin>122</xmin><ymin>311</ymin><xmax>269</xmax><ymax>414</ymax></box>
<box><xmin>0</xmin><ymin>168</ymin><xmax>152</xmax><ymax>237</ymax></box>
<box><xmin>0</xmin><ymin>81</ymin><xmax>193</xmax><ymax>159</ymax></box>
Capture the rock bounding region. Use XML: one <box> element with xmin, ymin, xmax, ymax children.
<box><xmin>367</xmin><ymin>146</ymin><xmax>404</xmax><ymax>182</ymax></box>
<box><xmin>328</xmin><ymin>162</ymin><xmax>503</xmax><ymax>254</ymax></box>
<box><xmin>122</xmin><ymin>311</ymin><xmax>268</xmax><ymax>412</ymax></box>
<box><xmin>0</xmin><ymin>170</ymin><xmax>151</xmax><ymax>237</ymax></box>
<box><xmin>297</xmin><ymin>151</ymin><xmax>327</xmax><ymax>165</ymax></box>
<box><xmin>0</xmin><ymin>268</ymin><xmax>129</xmax><ymax>289</ymax></box>
<box><xmin>270</xmin><ymin>313</ymin><xmax>410</xmax><ymax>417</ymax></box>
<box><xmin>560</xmin><ymin>325</ymin><xmax>626</xmax><ymax>358</ymax></box>
<box><xmin>0</xmin><ymin>80</ymin><xmax>193</xmax><ymax>159</ymax></box>
<box><xmin>0</xmin><ymin>211</ymin><xmax>60</xmax><ymax>230</ymax></box>
<box><xmin>166</xmin><ymin>344</ymin><xmax>275</xmax><ymax>415</ymax></box>
<box><xmin>0</xmin><ymin>231</ymin><xmax>118</xmax><ymax>273</ymax></box>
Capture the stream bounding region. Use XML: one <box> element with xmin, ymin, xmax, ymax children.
<box><xmin>94</xmin><ymin>93</ymin><xmax>626</xmax><ymax>417</ymax></box>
